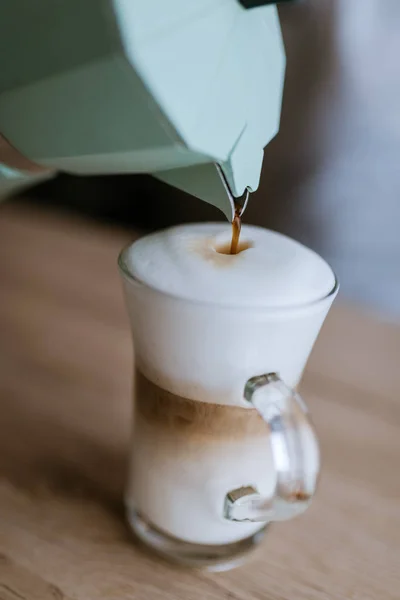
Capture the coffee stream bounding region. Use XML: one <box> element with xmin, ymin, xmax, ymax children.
<box><xmin>230</xmin><ymin>205</ymin><xmax>242</xmax><ymax>255</ymax></box>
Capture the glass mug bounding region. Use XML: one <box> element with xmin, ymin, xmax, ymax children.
<box><xmin>119</xmin><ymin>246</ymin><xmax>338</xmax><ymax>570</ymax></box>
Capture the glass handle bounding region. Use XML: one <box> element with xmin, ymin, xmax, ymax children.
<box><xmin>224</xmin><ymin>373</ymin><xmax>320</xmax><ymax>523</ymax></box>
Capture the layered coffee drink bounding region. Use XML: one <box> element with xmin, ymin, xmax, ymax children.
<box><xmin>119</xmin><ymin>223</ymin><xmax>337</xmax><ymax>561</ymax></box>
<box><xmin>129</xmin><ymin>369</ymin><xmax>272</xmax><ymax>544</ymax></box>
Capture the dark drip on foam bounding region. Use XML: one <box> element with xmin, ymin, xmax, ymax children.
<box><xmin>230</xmin><ymin>206</ymin><xmax>242</xmax><ymax>255</ymax></box>
<box><xmin>215</xmin><ymin>204</ymin><xmax>252</xmax><ymax>256</ymax></box>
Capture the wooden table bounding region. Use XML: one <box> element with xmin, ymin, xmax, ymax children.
<box><xmin>0</xmin><ymin>204</ymin><xmax>399</xmax><ymax>600</ymax></box>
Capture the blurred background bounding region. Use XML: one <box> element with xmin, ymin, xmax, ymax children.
<box><xmin>6</xmin><ymin>0</ymin><xmax>400</xmax><ymax>319</ymax></box>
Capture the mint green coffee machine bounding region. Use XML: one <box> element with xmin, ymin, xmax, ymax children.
<box><xmin>0</xmin><ymin>0</ymin><xmax>288</xmax><ymax>220</ymax></box>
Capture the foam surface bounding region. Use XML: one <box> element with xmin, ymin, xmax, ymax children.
<box><xmin>125</xmin><ymin>224</ymin><xmax>335</xmax><ymax>307</ymax></box>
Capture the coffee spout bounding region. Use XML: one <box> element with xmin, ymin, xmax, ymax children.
<box><xmin>154</xmin><ymin>162</ymin><xmax>252</xmax><ymax>222</ymax></box>
<box><xmin>215</xmin><ymin>163</ymin><xmax>251</xmax><ymax>219</ymax></box>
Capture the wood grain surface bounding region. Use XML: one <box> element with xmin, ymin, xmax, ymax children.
<box><xmin>0</xmin><ymin>204</ymin><xmax>399</xmax><ymax>600</ymax></box>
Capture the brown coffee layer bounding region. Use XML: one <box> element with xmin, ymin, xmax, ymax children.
<box><xmin>135</xmin><ymin>370</ymin><xmax>267</xmax><ymax>437</ymax></box>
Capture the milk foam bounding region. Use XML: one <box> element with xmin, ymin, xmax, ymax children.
<box><xmin>125</xmin><ymin>224</ymin><xmax>335</xmax><ymax>307</ymax></box>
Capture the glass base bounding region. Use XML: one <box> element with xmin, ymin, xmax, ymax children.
<box><xmin>126</xmin><ymin>508</ymin><xmax>268</xmax><ymax>571</ymax></box>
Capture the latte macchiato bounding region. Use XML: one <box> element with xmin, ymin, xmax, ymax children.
<box><xmin>119</xmin><ymin>223</ymin><xmax>337</xmax><ymax>562</ymax></box>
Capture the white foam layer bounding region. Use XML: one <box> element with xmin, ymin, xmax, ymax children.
<box><xmin>125</xmin><ymin>224</ymin><xmax>335</xmax><ymax>307</ymax></box>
